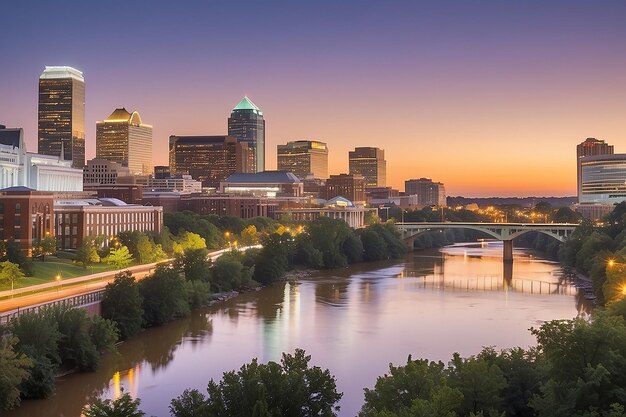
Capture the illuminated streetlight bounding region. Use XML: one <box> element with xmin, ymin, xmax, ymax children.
<box><xmin>56</xmin><ymin>274</ymin><xmax>61</xmax><ymax>292</ymax></box>
<box><xmin>608</xmin><ymin>259</ymin><xmax>615</xmax><ymax>267</ymax></box>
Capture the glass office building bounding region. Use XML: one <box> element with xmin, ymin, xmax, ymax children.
<box><xmin>169</xmin><ymin>135</ymin><xmax>252</xmax><ymax>187</ymax></box>
<box><xmin>96</xmin><ymin>108</ymin><xmax>153</xmax><ymax>175</ymax></box>
<box><xmin>228</xmin><ymin>96</ymin><xmax>265</xmax><ymax>173</ymax></box>
<box><xmin>38</xmin><ymin>66</ymin><xmax>85</xmax><ymax>168</ymax></box>
<box><xmin>277</xmin><ymin>140</ymin><xmax>328</xmax><ymax>180</ymax></box>
<box><xmin>348</xmin><ymin>147</ymin><xmax>386</xmax><ymax>187</ymax></box>
<box><xmin>576</xmin><ymin>138</ymin><xmax>614</xmax><ymax>202</ymax></box>
<box><xmin>580</xmin><ymin>154</ymin><xmax>626</xmax><ymax>204</ymax></box>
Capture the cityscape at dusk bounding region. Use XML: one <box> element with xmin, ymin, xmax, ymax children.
<box><xmin>3</xmin><ymin>1</ymin><xmax>626</xmax><ymax>196</ymax></box>
<box><xmin>2</xmin><ymin>2</ymin><xmax>626</xmax><ymax>417</ymax></box>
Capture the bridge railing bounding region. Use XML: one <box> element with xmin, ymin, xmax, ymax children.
<box><xmin>0</xmin><ymin>290</ymin><xmax>105</xmax><ymax>325</ymax></box>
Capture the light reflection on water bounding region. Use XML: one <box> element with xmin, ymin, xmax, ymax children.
<box><xmin>7</xmin><ymin>243</ymin><xmax>589</xmax><ymax>417</ymax></box>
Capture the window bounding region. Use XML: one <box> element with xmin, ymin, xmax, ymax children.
<box><xmin>15</xmin><ymin>203</ymin><xmax>20</xmax><ymax>213</ymax></box>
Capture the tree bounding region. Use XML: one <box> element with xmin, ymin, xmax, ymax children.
<box><xmin>136</xmin><ymin>233</ymin><xmax>157</xmax><ymax>264</ymax></box>
<box><xmin>76</xmin><ymin>239</ymin><xmax>100</xmax><ymax>269</ymax></box>
<box><xmin>101</xmin><ymin>271</ymin><xmax>144</xmax><ymax>340</ymax></box>
<box><xmin>173</xmin><ymin>231</ymin><xmax>207</xmax><ymax>255</ymax></box>
<box><xmin>0</xmin><ymin>261</ymin><xmax>25</xmax><ymax>292</ymax></box>
<box><xmin>82</xmin><ymin>392</ymin><xmax>145</xmax><ymax>417</ymax></box>
<box><xmin>211</xmin><ymin>255</ymin><xmax>252</xmax><ymax>292</ymax></box>
<box><xmin>171</xmin><ymin>349</ymin><xmax>342</xmax><ymax>417</ymax></box>
<box><xmin>139</xmin><ymin>266</ymin><xmax>191</xmax><ymax>327</ymax></box>
<box><xmin>89</xmin><ymin>315</ymin><xmax>120</xmax><ymax>353</ymax></box>
<box><xmin>177</xmin><ymin>248</ymin><xmax>211</xmax><ymax>281</ymax></box>
<box><xmin>253</xmin><ymin>233</ymin><xmax>291</xmax><ymax>285</ymax></box>
<box><xmin>240</xmin><ymin>224</ymin><xmax>258</xmax><ymax>246</ymax></box>
<box><xmin>364</xmin><ymin>210</ymin><xmax>380</xmax><ymax>226</ymax></box>
<box><xmin>33</xmin><ymin>236</ymin><xmax>57</xmax><ymax>262</ymax></box>
<box><xmin>106</xmin><ymin>245</ymin><xmax>133</xmax><ymax>270</ymax></box>
<box><xmin>0</xmin><ymin>335</ymin><xmax>32</xmax><ymax>411</ymax></box>
<box><xmin>4</xmin><ymin>240</ymin><xmax>33</xmax><ymax>276</ymax></box>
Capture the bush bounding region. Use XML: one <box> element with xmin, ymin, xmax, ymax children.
<box><xmin>140</xmin><ymin>266</ymin><xmax>191</xmax><ymax>327</ymax></box>
<box><xmin>101</xmin><ymin>271</ymin><xmax>144</xmax><ymax>340</ymax></box>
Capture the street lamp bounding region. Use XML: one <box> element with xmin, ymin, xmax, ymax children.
<box><xmin>56</xmin><ymin>274</ymin><xmax>61</xmax><ymax>292</ymax></box>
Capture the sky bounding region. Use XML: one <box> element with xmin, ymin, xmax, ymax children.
<box><xmin>1</xmin><ymin>0</ymin><xmax>625</xmax><ymax>197</ymax></box>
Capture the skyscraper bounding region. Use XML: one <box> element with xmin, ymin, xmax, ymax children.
<box><xmin>576</xmin><ymin>138</ymin><xmax>614</xmax><ymax>202</ymax></box>
<box><xmin>228</xmin><ymin>96</ymin><xmax>265</xmax><ymax>173</ymax></box>
<box><xmin>405</xmin><ymin>178</ymin><xmax>446</xmax><ymax>207</ymax></box>
<box><xmin>96</xmin><ymin>108</ymin><xmax>153</xmax><ymax>175</ymax></box>
<box><xmin>277</xmin><ymin>140</ymin><xmax>329</xmax><ymax>180</ymax></box>
<box><xmin>169</xmin><ymin>135</ymin><xmax>252</xmax><ymax>187</ymax></box>
<box><xmin>348</xmin><ymin>147</ymin><xmax>386</xmax><ymax>187</ymax></box>
<box><xmin>321</xmin><ymin>173</ymin><xmax>366</xmax><ymax>204</ymax></box>
<box><xmin>38</xmin><ymin>66</ymin><xmax>85</xmax><ymax>168</ymax></box>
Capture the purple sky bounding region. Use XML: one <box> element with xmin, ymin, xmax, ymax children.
<box><xmin>2</xmin><ymin>1</ymin><xmax>626</xmax><ymax>196</ymax></box>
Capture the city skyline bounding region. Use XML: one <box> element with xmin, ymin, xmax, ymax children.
<box><xmin>2</xmin><ymin>1</ymin><xmax>626</xmax><ymax>197</ymax></box>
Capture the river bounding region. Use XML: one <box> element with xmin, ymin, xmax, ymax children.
<box><xmin>7</xmin><ymin>242</ymin><xmax>590</xmax><ymax>417</ymax></box>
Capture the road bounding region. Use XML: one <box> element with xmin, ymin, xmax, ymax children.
<box><xmin>0</xmin><ymin>263</ymin><xmax>156</xmax><ymax>315</ymax></box>
<box><xmin>0</xmin><ymin>245</ymin><xmax>261</xmax><ymax>316</ymax></box>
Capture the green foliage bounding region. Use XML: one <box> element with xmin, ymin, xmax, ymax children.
<box><xmin>211</xmin><ymin>254</ymin><xmax>253</xmax><ymax>292</ymax></box>
<box><xmin>139</xmin><ymin>266</ymin><xmax>191</xmax><ymax>327</ymax></box>
<box><xmin>101</xmin><ymin>271</ymin><xmax>144</xmax><ymax>340</ymax></box>
<box><xmin>171</xmin><ymin>349</ymin><xmax>342</xmax><ymax>417</ymax></box>
<box><xmin>253</xmin><ymin>233</ymin><xmax>292</xmax><ymax>285</ymax></box>
<box><xmin>186</xmin><ymin>279</ymin><xmax>211</xmax><ymax>309</ymax></box>
<box><xmin>170</xmin><ymin>389</ymin><xmax>209</xmax><ymax>417</ymax></box>
<box><xmin>177</xmin><ymin>247</ymin><xmax>211</xmax><ymax>282</ymax></box>
<box><xmin>360</xmin><ymin>357</ymin><xmax>459</xmax><ymax>417</ymax></box>
<box><xmin>82</xmin><ymin>392</ymin><xmax>145</xmax><ymax>417</ymax></box>
<box><xmin>0</xmin><ymin>336</ymin><xmax>32</xmax><ymax>411</ymax></box>
<box><xmin>164</xmin><ymin>211</ymin><xmax>222</xmax><ymax>248</ymax></box>
<box><xmin>306</xmin><ymin>217</ymin><xmax>352</xmax><ymax>268</ymax></box>
<box><xmin>0</xmin><ymin>260</ymin><xmax>25</xmax><ymax>290</ymax></box>
<box><xmin>43</xmin><ymin>306</ymin><xmax>100</xmax><ymax>371</ymax></box>
<box><xmin>32</xmin><ymin>236</ymin><xmax>57</xmax><ymax>262</ymax></box>
<box><xmin>4</xmin><ymin>240</ymin><xmax>33</xmax><ymax>276</ymax></box>
<box><xmin>361</xmin><ymin>229</ymin><xmax>388</xmax><ymax>261</ymax></box>
<box><xmin>89</xmin><ymin>315</ymin><xmax>120</xmax><ymax>353</ymax></box>
<box><xmin>105</xmin><ymin>245</ymin><xmax>134</xmax><ymax>269</ymax></box>
<box><xmin>530</xmin><ymin>313</ymin><xmax>626</xmax><ymax>416</ymax></box>
<box><xmin>240</xmin><ymin>224</ymin><xmax>259</xmax><ymax>245</ymax></box>
<box><xmin>343</xmin><ymin>233</ymin><xmax>364</xmax><ymax>264</ymax></box>
<box><xmin>173</xmin><ymin>231</ymin><xmax>207</xmax><ymax>255</ymax></box>
<box><xmin>75</xmin><ymin>238</ymin><xmax>101</xmax><ymax>269</ymax></box>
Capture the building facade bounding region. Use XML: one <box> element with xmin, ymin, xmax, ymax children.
<box><xmin>96</xmin><ymin>108</ymin><xmax>153</xmax><ymax>175</ymax></box>
<box><xmin>277</xmin><ymin>140</ymin><xmax>329</xmax><ymax>180</ymax></box>
<box><xmin>348</xmin><ymin>147</ymin><xmax>386</xmax><ymax>187</ymax></box>
<box><xmin>405</xmin><ymin>178</ymin><xmax>446</xmax><ymax>207</ymax></box>
<box><xmin>228</xmin><ymin>96</ymin><xmax>265</xmax><ymax>172</ymax></box>
<box><xmin>579</xmin><ymin>154</ymin><xmax>626</xmax><ymax>204</ymax></box>
<box><xmin>146</xmin><ymin>175</ymin><xmax>202</xmax><ymax>193</ymax></box>
<box><xmin>220</xmin><ymin>171</ymin><xmax>303</xmax><ymax>198</ymax></box>
<box><xmin>38</xmin><ymin>66</ymin><xmax>85</xmax><ymax>168</ymax></box>
<box><xmin>576</xmin><ymin>138</ymin><xmax>614</xmax><ymax>202</ymax></box>
<box><xmin>179</xmin><ymin>194</ymin><xmax>278</xmax><ymax>218</ymax></box>
<box><xmin>0</xmin><ymin>125</ymin><xmax>83</xmax><ymax>192</ymax></box>
<box><xmin>321</xmin><ymin>173</ymin><xmax>366</xmax><ymax>204</ymax></box>
<box><xmin>54</xmin><ymin>198</ymin><xmax>163</xmax><ymax>250</ymax></box>
<box><xmin>276</xmin><ymin>197</ymin><xmax>373</xmax><ymax>229</ymax></box>
<box><xmin>0</xmin><ymin>188</ymin><xmax>55</xmax><ymax>252</ymax></box>
<box><xmin>83</xmin><ymin>158</ymin><xmax>132</xmax><ymax>186</ymax></box>
<box><xmin>169</xmin><ymin>135</ymin><xmax>251</xmax><ymax>187</ymax></box>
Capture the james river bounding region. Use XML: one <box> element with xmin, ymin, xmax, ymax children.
<box><xmin>7</xmin><ymin>242</ymin><xmax>591</xmax><ymax>417</ymax></box>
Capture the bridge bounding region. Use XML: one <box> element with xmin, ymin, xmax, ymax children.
<box><xmin>396</xmin><ymin>222</ymin><xmax>578</xmax><ymax>261</ymax></box>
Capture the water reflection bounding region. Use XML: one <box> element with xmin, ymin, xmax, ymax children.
<box><xmin>7</xmin><ymin>242</ymin><xmax>590</xmax><ymax>417</ymax></box>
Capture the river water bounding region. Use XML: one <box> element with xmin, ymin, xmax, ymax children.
<box><xmin>7</xmin><ymin>243</ymin><xmax>589</xmax><ymax>417</ymax></box>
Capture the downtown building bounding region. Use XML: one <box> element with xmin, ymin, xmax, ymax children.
<box><xmin>348</xmin><ymin>147</ymin><xmax>386</xmax><ymax>187</ymax></box>
<box><xmin>576</xmin><ymin>138</ymin><xmax>614</xmax><ymax>202</ymax></box>
<box><xmin>169</xmin><ymin>135</ymin><xmax>252</xmax><ymax>187</ymax></box>
<box><xmin>277</xmin><ymin>140</ymin><xmax>329</xmax><ymax>180</ymax></box>
<box><xmin>320</xmin><ymin>173</ymin><xmax>366</xmax><ymax>204</ymax></box>
<box><xmin>405</xmin><ymin>178</ymin><xmax>446</xmax><ymax>207</ymax></box>
<box><xmin>228</xmin><ymin>96</ymin><xmax>265</xmax><ymax>172</ymax></box>
<box><xmin>96</xmin><ymin>108</ymin><xmax>153</xmax><ymax>175</ymax></box>
<box><xmin>38</xmin><ymin>66</ymin><xmax>85</xmax><ymax>168</ymax></box>
<box><xmin>0</xmin><ymin>125</ymin><xmax>83</xmax><ymax>191</ymax></box>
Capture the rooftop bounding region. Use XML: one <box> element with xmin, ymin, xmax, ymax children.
<box><xmin>39</xmin><ymin>66</ymin><xmax>84</xmax><ymax>82</ymax></box>
<box><xmin>224</xmin><ymin>171</ymin><xmax>301</xmax><ymax>184</ymax></box>
<box><xmin>0</xmin><ymin>127</ymin><xmax>22</xmax><ymax>149</ymax></box>
<box><xmin>99</xmin><ymin>108</ymin><xmax>148</xmax><ymax>126</ymax></box>
<box><xmin>232</xmin><ymin>96</ymin><xmax>263</xmax><ymax>115</ymax></box>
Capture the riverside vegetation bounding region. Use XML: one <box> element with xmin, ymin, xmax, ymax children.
<box><xmin>0</xmin><ymin>217</ymin><xmax>407</xmax><ymax>412</ymax></box>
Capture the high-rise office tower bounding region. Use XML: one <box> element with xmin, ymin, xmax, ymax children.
<box><xmin>228</xmin><ymin>96</ymin><xmax>265</xmax><ymax>173</ymax></box>
<box><xmin>277</xmin><ymin>140</ymin><xmax>329</xmax><ymax>180</ymax></box>
<box><xmin>576</xmin><ymin>138</ymin><xmax>614</xmax><ymax>202</ymax></box>
<box><xmin>321</xmin><ymin>173</ymin><xmax>366</xmax><ymax>203</ymax></box>
<box><xmin>38</xmin><ymin>66</ymin><xmax>85</xmax><ymax>168</ymax></box>
<box><xmin>405</xmin><ymin>178</ymin><xmax>446</xmax><ymax>207</ymax></box>
<box><xmin>348</xmin><ymin>147</ymin><xmax>386</xmax><ymax>187</ymax></box>
<box><xmin>96</xmin><ymin>108</ymin><xmax>153</xmax><ymax>175</ymax></box>
<box><xmin>169</xmin><ymin>135</ymin><xmax>252</xmax><ymax>187</ymax></box>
